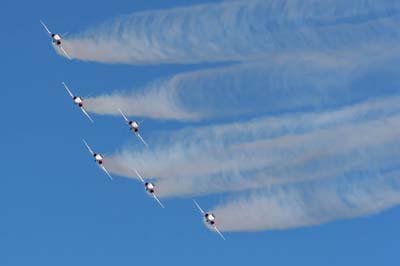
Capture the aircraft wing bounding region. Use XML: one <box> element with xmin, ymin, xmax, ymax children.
<box><xmin>101</xmin><ymin>165</ymin><xmax>114</xmax><ymax>181</ymax></box>
<box><xmin>59</xmin><ymin>46</ymin><xmax>71</xmax><ymax>60</ymax></box>
<box><xmin>193</xmin><ymin>200</ymin><xmax>205</xmax><ymax>215</ymax></box>
<box><xmin>136</xmin><ymin>133</ymin><xmax>148</xmax><ymax>148</ymax></box>
<box><xmin>40</xmin><ymin>20</ymin><xmax>51</xmax><ymax>35</ymax></box>
<box><xmin>153</xmin><ymin>194</ymin><xmax>165</xmax><ymax>208</ymax></box>
<box><xmin>81</xmin><ymin>107</ymin><xmax>94</xmax><ymax>123</ymax></box>
<box><xmin>62</xmin><ymin>82</ymin><xmax>74</xmax><ymax>98</ymax></box>
<box><xmin>214</xmin><ymin>226</ymin><xmax>226</xmax><ymax>240</ymax></box>
<box><xmin>134</xmin><ymin>169</ymin><xmax>145</xmax><ymax>184</ymax></box>
<box><xmin>118</xmin><ymin>108</ymin><xmax>129</xmax><ymax>123</ymax></box>
<box><xmin>83</xmin><ymin>139</ymin><xmax>95</xmax><ymax>156</ymax></box>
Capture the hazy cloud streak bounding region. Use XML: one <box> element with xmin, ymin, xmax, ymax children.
<box><xmin>60</xmin><ymin>0</ymin><xmax>400</xmax><ymax>64</ymax></box>
<box><xmin>104</xmin><ymin>96</ymin><xmax>400</xmax><ymax>198</ymax></box>
<box><xmin>84</xmin><ymin>53</ymin><xmax>400</xmax><ymax>120</ymax></box>
<box><xmin>213</xmin><ymin>173</ymin><xmax>400</xmax><ymax>231</ymax></box>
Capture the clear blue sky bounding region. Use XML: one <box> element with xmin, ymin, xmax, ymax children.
<box><xmin>0</xmin><ymin>0</ymin><xmax>399</xmax><ymax>265</ymax></box>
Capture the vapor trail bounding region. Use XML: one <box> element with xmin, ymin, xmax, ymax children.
<box><xmin>212</xmin><ymin>173</ymin><xmax>400</xmax><ymax>231</ymax></box>
<box><xmin>85</xmin><ymin>83</ymin><xmax>199</xmax><ymax>121</ymax></box>
<box><xmin>104</xmin><ymin>95</ymin><xmax>400</xmax><ymax>197</ymax></box>
<box><xmin>60</xmin><ymin>0</ymin><xmax>400</xmax><ymax>64</ymax></box>
<box><xmin>84</xmin><ymin>53</ymin><xmax>400</xmax><ymax>120</ymax></box>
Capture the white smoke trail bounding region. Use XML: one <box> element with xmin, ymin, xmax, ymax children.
<box><xmin>84</xmin><ymin>82</ymin><xmax>199</xmax><ymax>121</ymax></box>
<box><xmin>84</xmin><ymin>51</ymin><xmax>400</xmax><ymax>120</ymax></box>
<box><xmin>104</xmin><ymin>95</ymin><xmax>400</xmax><ymax>197</ymax></box>
<box><xmin>60</xmin><ymin>0</ymin><xmax>400</xmax><ymax>64</ymax></box>
<box><xmin>212</xmin><ymin>173</ymin><xmax>400</xmax><ymax>231</ymax></box>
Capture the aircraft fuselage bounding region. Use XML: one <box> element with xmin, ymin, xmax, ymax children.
<box><xmin>51</xmin><ymin>33</ymin><xmax>62</xmax><ymax>45</ymax></box>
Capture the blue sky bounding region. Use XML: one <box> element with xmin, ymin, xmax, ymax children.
<box><xmin>1</xmin><ymin>0</ymin><xmax>399</xmax><ymax>265</ymax></box>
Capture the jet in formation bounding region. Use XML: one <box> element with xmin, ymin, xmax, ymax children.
<box><xmin>40</xmin><ymin>20</ymin><xmax>71</xmax><ymax>59</ymax></box>
<box><xmin>118</xmin><ymin>109</ymin><xmax>148</xmax><ymax>147</ymax></box>
<box><xmin>62</xmin><ymin>82</ymin><xmax>94</xmax><ymax>123</ymax></box>
<box><xmin>194</xmin><ymin>200</ymin><xmax>225</xmax><ymax>240</ymax></box>
<box><xmin>134</xmin><ymin>169</ymin><xmax>164</xmax><ymax>208</ymax></box>
<box><xmin>83</xmin><ymin>139</ymin><xmax>113</xmax><ymax>180</ymax></box>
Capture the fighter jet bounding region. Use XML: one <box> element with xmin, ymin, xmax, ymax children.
<box><xmin>193</xmin><ymin>200</ymin><xmax>225</xmax><ymax>240</ymax></box>
<box><xmin>118</xmin><ymin>109</ymin><xmax>148</xmax><ymax>147</ymax></box>
<box><xmin>40</xmin><ymin>20</ymin><xmax>71</xmax><ymax>59</ymax></box>
<box><xmin>134</xmin><ymin>169</ymin><xmax>164</xmax><ymax>208</ymax></box>
<box><xmin>62</xmin><ymin>82</ymin><xmax>94</xmax><ymax>123</ymax></box>
<box><xmin>83</xmin><ymin>139</ymin><xmax>113</xmax><ymax>181</ymax></box>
